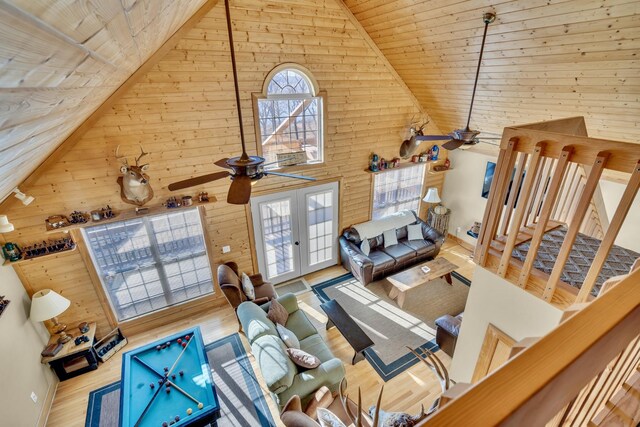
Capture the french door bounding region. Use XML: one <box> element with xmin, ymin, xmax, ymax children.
<box><xmin>250</xmin><ymin>182</ymin><xmax>339</xmax><ymax>284</ymax></box>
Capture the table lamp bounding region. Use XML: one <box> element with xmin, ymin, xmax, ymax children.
<box><xmin>0</xmin><ymin>215</ymin><xmax>14</xmax><ymax>233</ymax></box>
<box><xmin>30</xmin><ymin>289</ymin><xmax>72</xmax><ymax>344</ymax></box>
<box><xmin>423</xmin><ymin>188</ymin><xmax>448</xmax><ymax>215</ymax></box>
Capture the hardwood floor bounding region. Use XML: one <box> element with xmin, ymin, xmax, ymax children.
<box><xmin>45</xmin><ymin>241</ymin><xmax>474</xmax><ymax>426</ymax></box>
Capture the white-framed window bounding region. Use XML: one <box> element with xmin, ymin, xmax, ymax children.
<box><xmin>82</xmin><ymin>208</ymin><xmax>213</xmax><ymax>321</ymax></box>
<box><xmin>372</xmin><ymin>164</ymin><xmax>427</xmax><ymax>219</ymax></box>
<box><xmin>254</xmin><ymin>64</ymin><xmax>324</xmax><ymax>169</ymax></box>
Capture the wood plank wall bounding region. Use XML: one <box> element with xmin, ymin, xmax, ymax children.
<box><xmin>0</xmin><ymin>0</ymin><xmax>210</xmax><ymax>203</ymax></box>
<box><xmin>343</xmin><ymin>0</ymin><xmax>640</xmax><ymax>145</ymax></box>
<box><xmin>1</xmin><ymin>0</ymin><xmax>445</xmax><ymax>337</ymax></box>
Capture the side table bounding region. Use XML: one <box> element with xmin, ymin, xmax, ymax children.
<box><xmin>41</xmin><ymin>322</ymin><xmax>98</xmax><ymax>381</ymax></box>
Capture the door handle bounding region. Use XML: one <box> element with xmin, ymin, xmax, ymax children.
<box><xmin>294</xmin><ymin>241</ymin><xmax>299</xmax><ymax>246</ymax></box>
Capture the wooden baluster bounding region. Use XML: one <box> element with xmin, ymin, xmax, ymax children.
<box><xmin>555</xmin><ymin>162</ymin><xmax>579</xmax><ymax>222</ymax></box>
<box><xmin>518</xmin><ymin>147</ymin><xmax>573</xmax><ymax>287</ymax></box>
<box><xmin>528</xmin><ymin>158</ymin><xmax>553</xmax><ymax>226</ymax></box>
<box><xmin>475</xmin><ymin>138</ymin><xmax>517</xmax><ymax>266</ymax></box>
<box><xmin>522</xmin><ymin>157</ymin><xmax>547</xmax><ymax>229</ymax></box>
<box><xmin>496</xmin><ymin>143</ymin><xmax>544</xmax><ymax>277</ymax></box>
<box><xmin>499</xmin><ymin>152</ymin><xmax>528</xmax><ymax>237</ymax></box>
<box><xmin>551</xmin><ymin>162</ymin><xmax>573</xmax><ymax>220</ymax></box>
<box><xmin>542</xmin><ymin>152</ymin><xmax>610</xmax><ymax>301</ymax></box>
<box><xmin>576</xmin><ymin>160</ymin><xmax>640</xmax><ymax>302</ymax></box>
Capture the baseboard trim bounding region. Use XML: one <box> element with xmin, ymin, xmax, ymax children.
<box><xmin>448</xmin><ymin>234</ymin><xmax>476</xmax><ymax>252</ymax></box>
<box><xmin>37</xmin><ymin>380</ymin><xmax>58</xmax><ymax>427</ymax></box>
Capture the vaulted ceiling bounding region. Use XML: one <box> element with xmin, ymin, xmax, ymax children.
<box><xmin>0</xmin><ymin>0</ymin><xmax>208</xmax><ymax>202</ymax></box>
<box><xmin>1</xmin><ymin>0</ymin><xmax>639</xmax><ymax>204</ymax></box>
<box><xmin>343</xmin><ymin>0</ymin><xmax>639</xmax><ymax>144</ymax></box>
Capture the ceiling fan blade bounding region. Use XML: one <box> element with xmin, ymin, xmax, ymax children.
<box><xmin>415</xmin><ymin>135</ymin><xmax>452</xmax><ymax>141</ymax></box>
<box><xmin>264</xmin><ymin>171</ymin><xmax>316</xmax><ymax>181</ymax></box>
<box><xmin>227</xmin><ymin>175</ymin><xmax>252</xmax><ymax>204</ymax></box>
<box><xmin>214</xmin><ymin>158</ymin><xmax>231</xmax><ymax>169</ymax></box>
<box><xmin>168</xmin><ymin>171</ymin><xmax>229</xmax><ymax>191</ymax></box>
<box><xmin>442</xmin><ymin>139</ymin><xmax>465</xmax><ymax>151</ymax></box>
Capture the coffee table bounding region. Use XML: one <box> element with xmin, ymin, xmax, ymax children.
<box><xmin>320</xmin><ymin>299</ymin><xmax>374</xmax><ymax>365</ymax></box>
<box><xmin>386</xmin><ymin>258</ymin><xmax>459</xmax><ymax>308</ymax></box>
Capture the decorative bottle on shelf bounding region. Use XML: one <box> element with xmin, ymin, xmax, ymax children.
<box><xmin>370</xmin><ymin>153</ymin><xmax>379</xmax><ymax>172</ymax></box>
<box><xmin>2</xmin><ymin>242</ymin><xmax>22</xmax><ymax>262</ymax></box>
<box><xmin>430</xmin><ymin>144</ymin><xmax>439</xmax><ymax>161</ymax></box>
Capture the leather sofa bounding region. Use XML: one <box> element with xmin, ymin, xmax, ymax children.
<box><xmin>237</xmin><ymin>294</ymin><xmax>345</xmax><ymax>409</ymax></box>
<box><xmin>435</xmin><ymin>312</ymin><xmax>463</xmax><ymax>357</ymax></box>
<box><xmin>338</xmin><ymin>211</ymin><xmax>444</xmax><ymax>285</ymax></box>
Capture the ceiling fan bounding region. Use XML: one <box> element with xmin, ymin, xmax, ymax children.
<box><xmin>400</xmin><ymin>12</ymin><xmax>500</xmax><ymax>157</ymax></box>
<box><xmin>168</xmin><ymin>0</ymin><xmax>315</xmax><ymax>205</ymax></box>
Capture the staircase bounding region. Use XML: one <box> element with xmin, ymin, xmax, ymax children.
<box><xmin>590</xmin><ymin>367</ymin><xmax>640</xmax><ymax>427</ymax></box>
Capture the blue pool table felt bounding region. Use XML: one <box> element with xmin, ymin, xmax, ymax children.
<box><xmin>120</xmin><ymin>327</ymin><xmax>219</xmax><ymax>427</ymax></box>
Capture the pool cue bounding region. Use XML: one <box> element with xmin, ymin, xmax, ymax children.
<box><xmin>167</xmin><ymin>333</ymin><xmax>194</xmax><ymax>377</ymax></box>
<box><xmin>167</xmin><ymin>380</ymin><xmax>202</xmax><ymax>407</ymax></box>
<box><xmin>133</xmin><ymin>356</ymin><xmax>163</xmax><ymax>378</ymax></box>
<box><xmin>134</xmin><ymin>382</ymin><xmax>163</xmax><ymax>427</ymax></box>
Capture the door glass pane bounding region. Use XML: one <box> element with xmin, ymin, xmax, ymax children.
<box><xmin>307</xmin><ymin>190</ymin><xmax>333</xmax><ymax>266</ymax></box>
<box><xmin>260</xmin><ymin>199</ymin><xmax>295</xmax><ymax>279</ymax></box>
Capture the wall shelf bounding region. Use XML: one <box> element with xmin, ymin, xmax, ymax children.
<box><xmin>3</xmin><ymin>244</ymin><xmax>77</xmax><ymax>266</ymax></box>
<box><xmin>364</xmin><ymin>161</ymin><xmax>436</xmax><ymax>175</ymax></box>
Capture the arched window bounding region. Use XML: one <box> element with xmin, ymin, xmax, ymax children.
<box><xmin>253</xmin><ymin>64</ymin><xmax>324</xmax><ymax>169</ymax></box>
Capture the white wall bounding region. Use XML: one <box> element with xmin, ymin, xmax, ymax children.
<box><xmin>450</xmin><ymin>267</ymin><xmax>565</xmax><ymax>383</ymax></box>
<box><xmin>441</xmin><ymin>150</ymin><xmax>497</xmax><ymax>247</ymax></box>
<box><xmin>599</xmin><ymin>180</ymin><xmax>640</xmax><ymax>253</ymax></box>
<box><xmin>0</xmin><ymin>265</ymin><xmax>57</xmax><ymax>426</ymax></box>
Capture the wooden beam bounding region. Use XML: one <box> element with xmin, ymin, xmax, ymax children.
<box><xmin>542</xmin><ymin>152</ymin><xmax>609</xmax><ymax>301</ymax></box>
<box><xmin>0</xmin><ymin>0</ymin><xmax>220</xmax><ymax>211</ymax></box>
<box><xmin>576</xmin><ymin>161</ymin><xmax>640</xmax><ymax>302</ymax></box>
<box><xmin>518</xmin><ymin>146</ymin><xmax>573</xmax><ymax>287</ymax></box>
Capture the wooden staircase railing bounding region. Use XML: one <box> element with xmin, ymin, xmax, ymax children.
<box><xmin>417</xmin><ymin>268</ymin><xmax>640</xmax><ymax>426</ymax></box>
<box><xmin>473</xmin><ymin>117</ymin><xmax>640</xmax><ymax>307</ymax></box>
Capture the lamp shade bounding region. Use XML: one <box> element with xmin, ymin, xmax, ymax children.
<box><xmin>0</xmin><ymin>215</ymin><xmax>14</xmax><ymax>233</ymax></box>
<box><xmin>423</xmin><ymin>188</ymin><xmax>441</xmax><ymax>204</ymax></box>
<box><xmin>30</xmin><ymin>289</ymin><xmax>71</xmax><ymax>321</ymax></box>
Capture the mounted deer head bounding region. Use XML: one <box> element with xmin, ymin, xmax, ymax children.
<box><xmin>401</xmin><ymin>119</ymin><xmax>431</xmax><ymax>158</ymax></box>
<box><xmin>115</xmin><ymin>145</ymin><xmax>154</xmax><ymax>206</ymax></box>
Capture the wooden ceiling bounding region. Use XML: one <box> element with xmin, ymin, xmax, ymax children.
<box><xmin>0</xmin><ymin>0</ymin><xmax>208</xmax><ymax>202</ymax></box>
<box><xmin>343</xmin><ymin>0</ymin><xmax>639</xmax><ymax>144</ymax></box>
<box><xmin>1</xmin><ymin>0</ymin><xmax>638</xmax><ymax>203</ymax></box>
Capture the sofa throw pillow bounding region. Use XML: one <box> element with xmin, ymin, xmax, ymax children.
<box><xmin>317</xmin><ymin>408</ymin><xmax>347</xmax><ymax>427</ymax></box>
<box><xmin>276</xmin><ymin>324</ymin><xmax>300</xmax><ymax>349</ymax></box>
<box><xmin>240</xmin><ymin>272</ymin><xmax>256</xmax><ymax>300</ymax></box>
<box><xmin>360</xmin><ymin>239</ymin><xmax>370</xmax><ymax>256</ymax></box>
<box><xmin>286</xmin><ymin>348</ymin><xmax>321</xmax><ymax>369</ymax></box>
<box><xmin>407</xmin><ymin>224</ymin><xmax>423</xmax><ymax>241</ymax></box>
<box><xmin>383</xmin><ymin>228</ymin><xmax>398</xmax><ymax>248</ymax></box>
<box><xmin>267</xmin><ymin>298</ymin><xmax>289</xmax><ymax>325</ymax></box>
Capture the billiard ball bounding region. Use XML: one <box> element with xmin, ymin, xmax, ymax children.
<box><xmin>165</xmin><ymin>386</ymin><xmax>171</xmax><ymax>394</ymax></box>
<box><xmin>171</xmin><ymin>374</ymin><xmax>176</xmax><ymax>380</ymax></box>
<box><xmin>166</xmin><ymin>341</ymin><xmax>171</xmax><ymax>347</ymax></box>
<box><xmin>181</xmin><ymin>342</ymin><xmax>186</xmax><ymax>348</ymax></box>
<box><xmin>150</xmin><ymin>383</ymin><xmax>155</xmax><ymax>389</ymax></box>
<box><xmin>186</xmin><ymin>408</ymin><xmax>192</xmax><ymax>415</ymax></box>
<box><xmin>158</xmin><ymin>379</ymin><xmax>163</xmax><ymax>385</ymax></box>
<box><xmin>177</xmin><ymin>339</ymin><xmax>182</xmax><ymax>344</ymax></box>
<box><xmin>198</xmin><ymin>403</ymin><xmax>204</xmax><ymax>409</ymax></box>
<box><xmin>162</xmin><ymin>423</ymin><xmax>168</xmax><ymax>427</ymax></box>
<box><xmin>175</xmin><ymin>416</ymin><xmax>180</xmax><ymax>422</ymax></box>
<box><xmin>179</xmin><ymin>370</ymin><xmax>184</xmax><ymax>376</ymax></box>
<box><xmin>185</xmin><ymin>335</ymin><xmax>190</xmax><ymax>341</ymax></box>
<box><xmin>164</xmin><ymin>367</ymin><xmax>169</xmax><ymax>372</ymax></box>
<box><xmin>156</xmin><ymin>345</ymin><xmax>161</xmax><ymax>351</ymax></box>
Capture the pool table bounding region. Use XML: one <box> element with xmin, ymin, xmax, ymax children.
<box><xmin>120</xmin><ymin>327</ymin><xmax>220</xmax><ymax>427</ymax></box>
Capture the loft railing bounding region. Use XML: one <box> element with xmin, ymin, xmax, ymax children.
<box><xmin>473</xmin><ymin>117</ymin><xmax>640</xmax><ymax>307</ymax></box>
<box><xmin>418</xmin><ymin>268</ymin><xmax>640</xmax><ymax>426</ymax></box>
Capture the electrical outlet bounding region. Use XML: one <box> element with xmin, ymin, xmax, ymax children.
<box><xmin>222</xmin><ymin>245</ymin><xmax>231</xmax><ymax>254</ymax></box>
<box><xmin>456</xmin><ymin>227</ymin><xmax>461</xmax><ymax>236</ymax></box>
<box><xmin>30</xmin><ymin>392</ymin><xmax>38</xmax><ymax>404</ymax></box>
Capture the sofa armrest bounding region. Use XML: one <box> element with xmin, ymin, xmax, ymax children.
<box><xmin>220</xmin><ymin>284</ymin><xmax>245</xmax><ymax>311</ymax></box>
<box><xmin>285</xmin><ymin>358</ymin><xmax>345</xmax><ymax>404</ymax></box>
<box><xmin>435</xmin><ymin>314</ymin><xmax>462</xmax><ymax>337</ymax></box>
<box><xmin>339</xmin><ymin>237</ymin><xmax>374</xmax><ymax>284</ymax></box>
<box><xmin>419</xmin><ymin>220</ymin><xmax>445</xmax><ymax>246</ymax></box>
<box><xmin>249</xmin><ymin>273</ymin><xmax>266</xmax><ymax>286</ymax></box>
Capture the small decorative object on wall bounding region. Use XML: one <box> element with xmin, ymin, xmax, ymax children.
<box><xmin>181</xmin><ymin>195</ymin><xmax>193</xmax><ymax>207</ymax></box>
<box><xmin>2</xmin><ymin>242</ymin><xmax>22</xmax><ymax>262</ymax></box>
<box><xmin>135</xmin><ymin>207</ymin><xmax>149</xmax><ymax>215</ymax></box>
<box><xmin>22</xmin><ymin>237</ymin><xmax>75</xmax><ymax>260</ymax></box>
<box><xmin>165</xmin><ymin>197</ymin><xmax>180</xmax><ymax>209</ymax></box>
<box><xmin>411</xmin><ymin>154</ymin><xmax>419</xmax><ymax>163</ymax></box>
<box><xmin>380</xmin><ymin>158</ymin><xmax>387</xmax><ymax>170</ymax></box>
<box><xmin>45</xmin><ymin>215</ymin><xmax>70</xmax><ymax>231</ymax></box>
<box><xmin>369</xmin><ymin>153</ymin><xmax>380</xmax><ymax>172</ymax></box>
<box><xmin>68</xmin><ymin>211</ymin><xmax>90</xmax><ymax>224</ymax></box>
<box><xmin>0</xmin><ymin>295</ymin><xmax>10</xmax><ymax>318</ymax></box>
<box><xmin>198</xmin><ymin>192</ymin><xmax>209</xmax><ymax>203</ymax></box>
<box><xmin>79</xmin><ymin>322</ymin><xmax>90</xmax><ymax>334</ymax></box>
<box><xmin>91</xmin><ymin>205</ymin><xmax>116</xmax><ymax>222</ymax></box>
<box><xmin>392</xmin><ymin>157</ymin><xmax>400</xmax><ymax>168</ymax></box>
<box><xmin>433</xmin><ymin>158</ymin><xmax>452</xmax><ymax>172</ymax></box>
<box><xmin>115</xmin><ymin>144</ymin><xmax>154</xmax><ymax>206</ymax></box>
<box><xmin>430</xmin><ymin>144</ymin><xmax>440</xmax><ymax>161</ymax></box>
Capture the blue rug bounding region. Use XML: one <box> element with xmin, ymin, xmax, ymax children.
<box><xmin>85</xmin><ymin>334</ymin><xmax>276</xmax><ymax>427</ymax></box>
<box><xmin>312</xmin><ymin>271</ymin><xmax>471</xmax><ymax>381</ymax></box>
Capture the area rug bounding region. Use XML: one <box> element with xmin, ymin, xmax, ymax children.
<box><xmin>512</xmin><ymin>225</ymin><xmax>640</xmax><ymax>296</ymax></box>
<box><xmin>85</xmin><ymin>334</ymin><xmax>275</xmax><ymax>427</ymax></box>
<box><xmin>275</xmin><ymin>277</ymin><xmax>311</xmax><ymax>296</ymax></box>
<box><xmin>312</xmin><ymin>271</ymin><xmax>471</xmax><ymax>381</ymax></box>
